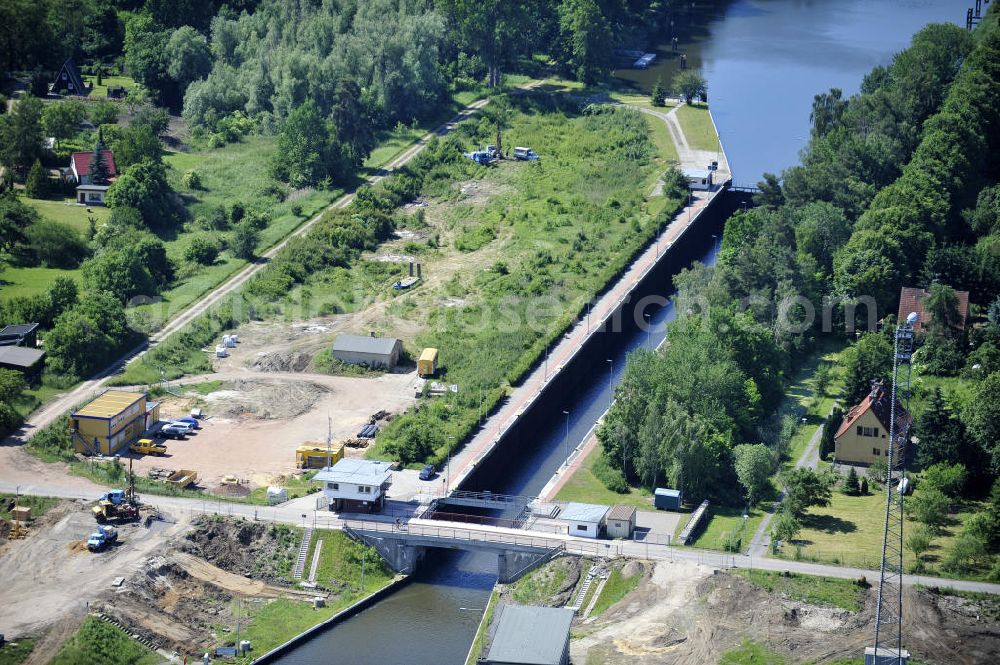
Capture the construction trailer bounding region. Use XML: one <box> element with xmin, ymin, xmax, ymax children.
<box><xmin>654</xmin><ymin>488</ymin><xmax>682</xmax><ymax>510</ymax></box>
<box><xmin>296</xmin><ymin>442</ymin><xmax>345</xmax><ymax>469</ymax></box>
<box><xmin>417</xmin><ymin>348</ymin><xmax>439</xmax><ymax>377</ymax></box>
<box><xmin>71</xmin><ymin>390</ymin><xmax>160</xmax><ymax>456</ymax></box>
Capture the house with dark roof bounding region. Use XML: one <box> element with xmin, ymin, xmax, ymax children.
<box><xmin>0</xmin><ymin>346</ymin><xmax>45</xmax><ymax>378</ymax></box>
<box><xmin>53</xmin><ymin>58</ymin><xmax>89</xmax><ymax>96</ymax></box>
<box><xmin>0</xmin><ymin>323</ymin><xmax>39</xmax><ymax>348</ymax></box>
<box><xmin>69</xmin><ymin>150</ymin><xmax>117</xmax><ymax>205</ymax></box>
<box><xmin>834</xmin><ymin>380</ymin><xmax>912</xmax><ymax>466</ymax></box>
<box><xmin>331</xmin><ymin>333</ymin><xmax>402</xmax><ymax>370</ymax></box>
<box><xmin>897</xmin><ymin>287</ymin><xmax>970</xmax><ymax>333</ymax></box>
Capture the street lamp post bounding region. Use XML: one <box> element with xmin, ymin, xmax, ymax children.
<box><xmin>606</xmin><ymin>359</ymin><xmax>614</xmax><ymax>408</ymax></box>
<box><xmin>563</xmin><ymin>410</ymin><xmax>570</xmax><ymax>463</ymax></box>
<box><xmin>644</xmin><ymin>312</ymin><xmax>651</xmax><ymax>348</ymax></box>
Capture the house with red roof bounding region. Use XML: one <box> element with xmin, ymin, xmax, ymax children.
<box><xmin>897</xmin><ymin>286</ymin><xmax>970</xmax><ymax>333</ymax></box>
<box><xmin>834</xmin><ymin>380</ymin><xmax>912</xmax><ymax>466</ymax></box>
<box><xmin>69</xmin><ymin>150</ymin><xmax>117</xmax><ymax>205</ymax></box>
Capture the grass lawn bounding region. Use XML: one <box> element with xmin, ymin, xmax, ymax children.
<box><xmin>555</xmin><ymin>445</ymin><xmax>654</xmax><ymax>510</ymax></box>
<box><xmin>465</xmin><ymin>587</ymin><xmax>500</xmax><ymax>665</ymax></box>
<box><xmin>301</xmin><ymin>529</ymin><xmax>394</xmax><ymax>591</ymax></box>
<box><xmin>510</xmin><ymin>556</ymin><xmax>579</xmax><ymax>606</ymax></box>
<box><xmin>675</xmin><ymin>103</ymin><xmax>720</xmax><ymax>151</ymax></box>
<box><xmin>0</xmin><ymin>265</ymin><xmax>82</xmax><ymax>301</ymax></box>
<box><xmin>0</xmin><ymin>638</ymin><xmax>34</xmax><ymax>665</ymax></box>
<box><xmin>733</xmin><ymin>569</ymin><xmax>865</xmax><ymax>612</ymax></box>
<box><xmin>644</xmin><ymin>110</ymin><xmax>681</xmax><ymax>166</ymax></box>
<box><xmin>590</xmin><ymin>561</ymin><xmax>643</xmax><ymax>617</ymax></box>
<box><xmin>775</xmin><ymin>489</ymin><xmax>985</xmax><ymax>576</ymax></box>
<box><xmin>236</xmin><ymin>544</ymin><xmax>395</xmax><ymax>662</ymax></box>
<box><xmin>689</xmin><ymin>505</ymin><xmax>765</xmax><ymax>552</ymax></box>
<box><xmin>48</xmin><ymin>617</ymin><xmax>159</xmax><ymax>665</ymax></box>
<box><xmin>0</xmin><ymin>494</ymin><xmax>61</xmax><ymax>521</ymax></box>
<box><xmin>81</xmin><ymin>74</ymin><xmax>136</xmax><ymax>99</ymax></box>
<box><xmin>718</xmin><ymin>640</ymin><xmax>787</xmax><ymax>665</ymax></box>
<box><xmin>22</xmin><ymin>197</ymin><xmax>112</xmax><ymax>234</ymax></box>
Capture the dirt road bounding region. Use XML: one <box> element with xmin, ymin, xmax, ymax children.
<box><xmin>6</xmin><ymin>83</ymin><xmax>540</xmax><ymax>447</ymax></box>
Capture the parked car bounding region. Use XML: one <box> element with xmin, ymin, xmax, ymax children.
<box><xmin>173</xmin><ymin>416</ymin><xmax>201</xmax><ymax>430</ymax></box>
<box><xmin>166</xmin><ymin>421</ymin><xmax>195</xmax><ymax>433</ymax></box>
<box><xmin>159</xmin><ymin>424</ymin><xmax>188</xmax><ymax>439</ymax></box>
<box><xmin>419</xmin><ymin>464</ymin><xmax>436</xmax><ymax>481</ymax></box>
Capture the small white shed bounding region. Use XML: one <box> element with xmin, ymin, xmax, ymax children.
<box><xmin>683</xmin><ymin>168</ymin><xmax>713</xmax><ymax>191</ymax></box>
<box><xmin>559</xmin><ymin>502</ymin><xmax>609</xmax><ymax>539</ymax></box>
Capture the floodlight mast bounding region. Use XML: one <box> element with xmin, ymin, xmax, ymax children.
<box><xmin>871</xmin><ymin>312</ymin><xmax>917</xmax><ymax>665</ymax></box>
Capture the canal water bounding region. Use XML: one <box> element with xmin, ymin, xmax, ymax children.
<box><xmin>268</xmin><ymin>2</ymin><xmax>960</xmax><ymax>663</ymax></box>
<box><xmin>613</xmin><ymin>0</ymin><xmax>964</xmax><ymax>182</ymax></box>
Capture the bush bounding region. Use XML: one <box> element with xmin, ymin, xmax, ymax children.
<box><xmin>89</xmin><ymin>101</ymin><xmax>120</xmax><ymax>126</ymax></box>
<box><xmin>230</xmin><ymin>222</ymin><xmax>260</xmax><ymax>260</ymax></box>
<box><xmin>184</xmin><ymin>235</ymin><xmax>219</xmax><ymax>265</ymax></box>
<box><xmin>182</xmin><ymin>169</ymin><xmax>203</xmax><ymax>190</ymax></box>
<box><xmin>19</xmin><ymin>219</ymin><xmax>89</xmax><ymax>268</ymax></box>
<box><xmin>593</xmin><ymin>454</ymin><xmax>629</xmax><ymax>493</ymax></box>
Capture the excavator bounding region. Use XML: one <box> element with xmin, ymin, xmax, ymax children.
<box><xmin>92</xmin><ymin>459</ymin><xmax>141</xmax><ymax>523</ymax></box>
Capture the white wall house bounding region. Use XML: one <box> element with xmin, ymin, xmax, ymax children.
<box><xmin>314</xmin><ymin>459</ymin><xmax>393</xmax><ymax>513</ymax></box>
<box><xmin>559</xmin><ymin>502</ymin><xmax>609</xmax><ymax>539</ymax></box>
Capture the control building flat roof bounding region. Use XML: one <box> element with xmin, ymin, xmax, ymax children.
<box><xmin>560</xmin><ymin>502</ymin><xmax>609</xmax><ymax>524</ymax></box>
<box><xmin>314</xmin><ymin>458</ymin><xmax>393</xmax><ymax>486</ymax></box>
<box><xmin>73</xmin><ymin>390</ymin><xmax>145</xmax><ymax>419</ymax></box>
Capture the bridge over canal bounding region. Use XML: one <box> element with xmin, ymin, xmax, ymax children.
<box><xmin>343</xmin><ymin>517</ymin><xmax>573</xmax><ymax>583</ymax></box>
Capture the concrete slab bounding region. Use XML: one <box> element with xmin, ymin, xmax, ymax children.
<box><xmin>635</xmin><ymin>510</ymin><xmax>683</xmax><ymax>544</ymax></box>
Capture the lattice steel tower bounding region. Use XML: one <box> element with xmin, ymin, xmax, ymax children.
<box><xmin>871</xmin><ymin>312</ymin><xmax>917</xmax><ymax>664</ymax></box>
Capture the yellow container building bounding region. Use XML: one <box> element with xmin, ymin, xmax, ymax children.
<box><xmin>71</xmin><ymin>390</ymin><xmax>160</xmax><ymax>456</ymax></box>
<box><xmin>296</xmin><ymin>442</ymin><xmax>345</xmax><ymax>469</ymax></box>
<box><xmin>417</xmin><ymin>348</ymin><xmax>439</xmax><ymax>377</ymax></box>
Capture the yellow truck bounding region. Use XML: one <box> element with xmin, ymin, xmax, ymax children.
<box><xmin>130</xmin><ymin>439</ymin><xmax>167</xmax><ymax>456</ymax></box>
<box><xmin>417</xmin><ymin>348</ymin><xmax>439</xmax><ymax>377</ymax></box>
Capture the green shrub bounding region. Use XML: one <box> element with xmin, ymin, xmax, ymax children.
<box><xmin>593</xmin><ymin>454</ymin><xmax>629</xmax><ymax>493</ymax></box>
<box><xmin>184</xmin><ymin>235</ymin><xmax>220</xmax><ymax>265</ymax></box>
<box><xmin>182</xmin><ymin>169</ymin><xmax>203</xmax><ymax>190</ymax></box>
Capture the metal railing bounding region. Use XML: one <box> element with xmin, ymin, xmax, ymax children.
<box><xmin>344</xmin><ymin>518</ymin><xmax>566</xmax><ymax>551</ymax></box>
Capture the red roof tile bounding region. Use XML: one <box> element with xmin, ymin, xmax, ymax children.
<box><xmin>835</xmin><ymin>380</ymin><xmax>912</xmax><ymax>440</ymax></box>
<box><xmin>897</xmin><ymin>287</ymin><xmax>969</xmax><ymax>332</ymax></box>
<box><xmin>71</xmin><ymin>150</ymin><xmax>117</xmax><ymax>179</ymax></box>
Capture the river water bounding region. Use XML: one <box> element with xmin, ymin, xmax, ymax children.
<box><xmin>269</xmin><ymin>2</ymin><xmax>960</xmax><ymax>663</ymax></box>
<box><xmin>614</xmin><ymin>0</ymin><xmax>964</xmax><ymax>182</ymax></box>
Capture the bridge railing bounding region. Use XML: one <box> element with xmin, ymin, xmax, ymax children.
<box><xmin>345</xmin><ymin>518</ymin><xmax>568</xmax><ymax>551</ymax></box>
<box><xmin>344</xmin><ymin>518</ymin><xmax>619</xmax><ymax>557</ymax></box>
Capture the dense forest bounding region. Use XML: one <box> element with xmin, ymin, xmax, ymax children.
<box><xmin>598</xmin><ymin>10</ymin><xmax>1000</xmax><ymax>574</ymax></box>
